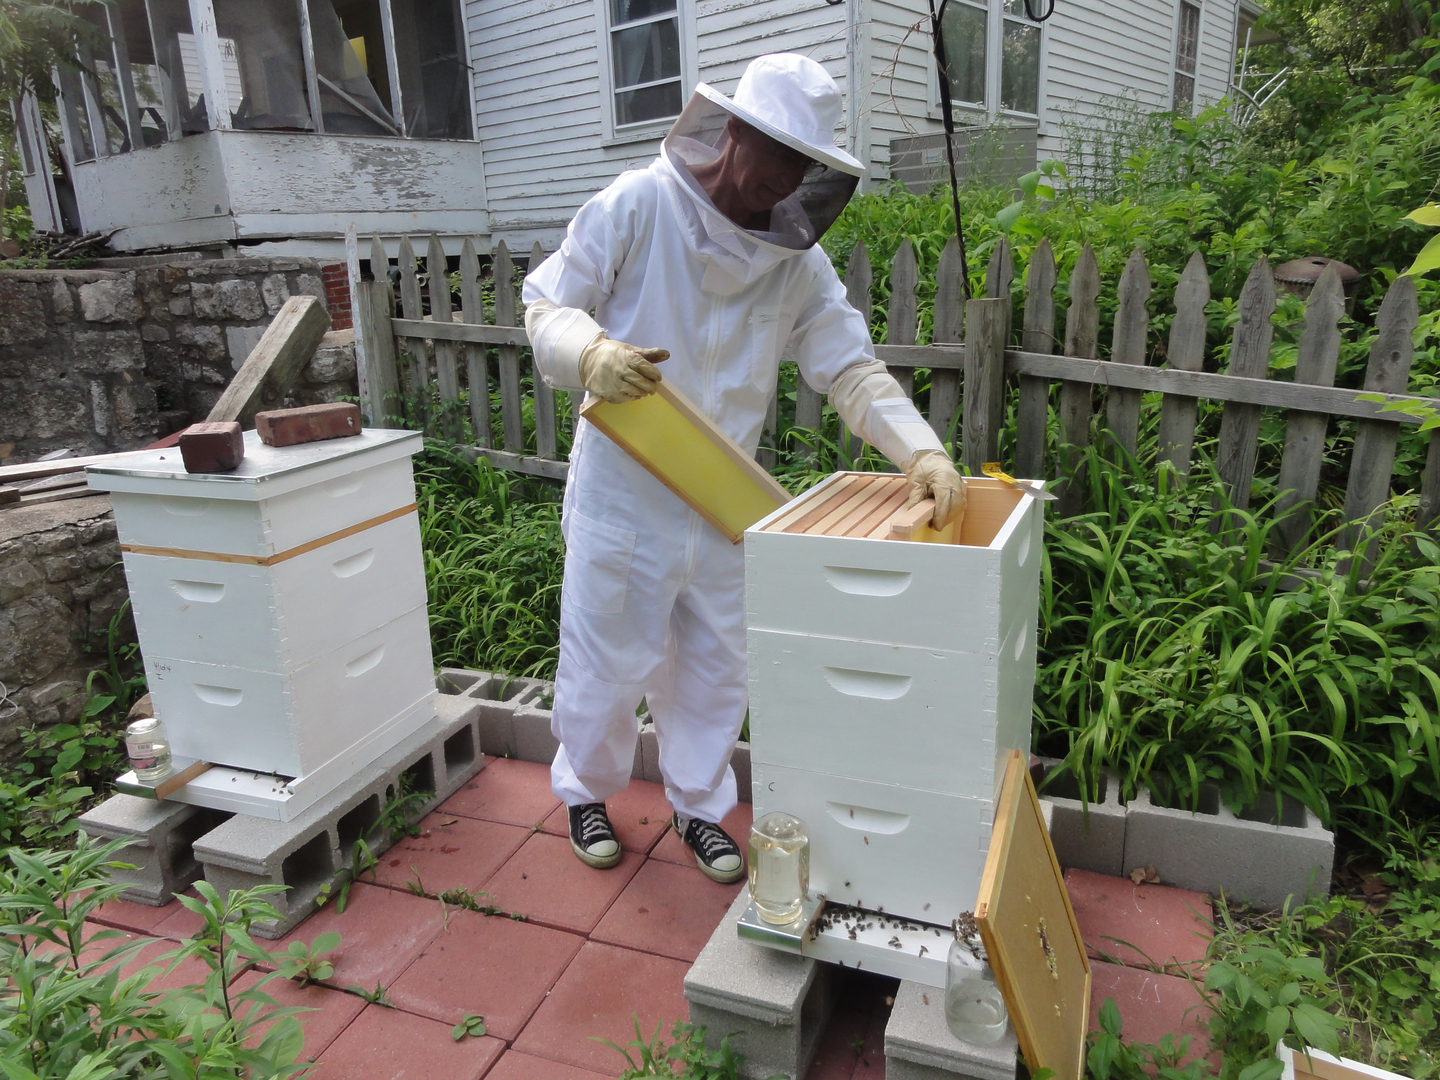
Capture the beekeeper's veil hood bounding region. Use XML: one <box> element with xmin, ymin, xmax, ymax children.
<box><xmin>662</xmin><ymin>53</ymin><xmax>863</xmax><ymax>251</ymax></box>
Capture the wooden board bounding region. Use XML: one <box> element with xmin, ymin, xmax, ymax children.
<box><xmin>580</xmin><ymin>380</ymin><xmax>792</xmax><ymax>544</ymax></box>
<box><xmin>976</xmin><ymin>750</ymin><xmax>1091</xmax><ymax>1080</ymax></box>
<box><xmin>206</xmin><ymin>295</ymin><xmax>332</xmax><ymax>426</ymax></box>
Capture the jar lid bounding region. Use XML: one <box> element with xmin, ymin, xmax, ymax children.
<box><xmin>126</xmin><ymin>717</ymin><xmax>162</xmax><ymax>736</ymax></box>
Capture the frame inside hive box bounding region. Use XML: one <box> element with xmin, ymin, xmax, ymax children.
<box><xmin>580</xmin><ymin>381</ymin><xmax>793</xmax><ymax>543</ymax></box>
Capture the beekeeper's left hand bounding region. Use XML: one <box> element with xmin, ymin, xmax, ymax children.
<box><xmin>903</xmin><ymin>449</ymin><xmax>966</xmax><ymax>529</ymax></box>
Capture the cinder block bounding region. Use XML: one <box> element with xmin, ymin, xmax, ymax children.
<box><xmin>1034</xmin><ymin>757</ymin><xmax>1127</xmax><ymax>877</ymax></box>
<box><xmin>1124</xmin><ymin>785</ymin><xmax>1333</xmax><ymax>910</ymax></box>
<box><xmin>685</xmin><ymin>891</ymin><xmax>838</xmax><ymax>1080</ymax></box>
<box><xmin>78</xmin><ymin>795</ymin><xmax>233</xmax><ymax>905</ymax></box>
<box><xmin>513</xmin><ymin>696</ymin><xmax>560</xmax><ymax>766</ymax></box>
<box><xmin>448</xmin><ymin>668</ymin><xmax>547</xmax><ymax>760</ymax></box>
<box><xmin>884</xmin><ymin>980</ymin><xmax>1018</xmax><ymax>1080</ymax></box>
<box><xmin>732</xmin><ymin>741</ymin><xmax>752</xmax><ymax>805</ymax></box>
<box><xmin>194</xmin><ymin>704</ymin><xmax>484</xmax><ymax>939</ymax></box>
<box><xmin>636</xmin><ymin>721</ymin><xmax>661</xmax><ymax>784</ymax></box>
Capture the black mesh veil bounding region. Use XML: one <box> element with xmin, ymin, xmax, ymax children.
<box><xmin>662</xmin><ymin>89</ymin><xmax>860</xmax><ymax>251</ymax></box>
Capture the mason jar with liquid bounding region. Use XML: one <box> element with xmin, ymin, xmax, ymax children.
<box><xmin>125</xmin><ymin>717</ymin><xmax>173</xmax><ymax>782</ymax></box>
<box><xmin>748</xmin><ymin>811</ymin><xmax>809</xmax><ymax>924</ymax></box>
<box><xmin>944</xmin><ymin>931</ymin><xmax>1008</xmax><ymax>1044</ymax></box>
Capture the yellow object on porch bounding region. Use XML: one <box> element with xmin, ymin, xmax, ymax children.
<box><xmin>580</xmin><ymin>380</ymin><xmax>793</xmax><ymax>543</ymax></box>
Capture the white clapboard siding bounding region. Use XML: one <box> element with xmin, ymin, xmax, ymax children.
<box><xmin>1196</xmin><ymin>0</ymin><xmax>1238</xmax><ymax>105</ymax></box>
<box><xmin>866</xmin><ymin>0</ymin><xmax>939</xmax><ymax>178</ymax></box>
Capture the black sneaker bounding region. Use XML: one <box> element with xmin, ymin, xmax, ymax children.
<box><xmin>673</xmin><ymin>812</ymin><xmax>745</xmax><ymax>883</ymax></box>
<box><xmin>568</xmin><ymin>803</ymin><xmax>621</xmax><ymax>868</ymax></box>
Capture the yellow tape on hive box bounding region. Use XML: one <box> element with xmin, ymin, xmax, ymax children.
<box><xmin>580</xmin><ymin>380</ymin><xmax>793</xmax><ymax>543</ymax></box>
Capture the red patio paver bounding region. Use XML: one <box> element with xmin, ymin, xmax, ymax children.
<box><xmin>256</xmin><ymin>882</ymin><xmax>444</xmax><ymax>991</ymax></box>
<box><xmin>89</xmin><ymin>894</ymin><xmax>184</xmax><ymax>935</ymax></box>
<box><xmin>480</xmin><ymin>832</ymin><xmax>643</xmax><ymax>934</ymax></box>
<box><xmin>590</xmin><ymin>857</ymin><xmax>743</xmax><ymax>962</ymax></box>
<box><xmin>370</xmin><ymin>813</ymin><xmax>530</xmax><ymax>896</ymax></box>
<box><xmin>230</xmin><ymin>969</ymin><xmax>367</xmax><ymax>1059</ymax></box>
<box><xmin>1065</xmin><ymin>868</ymin><xmax>1213</xmax><ymax>974</ymax></box>
<box><xmin>1089</xmin><ymin>961</ymin><xmax>1215</xmax><ymax>1065</ymax></box>
<box><xmin>308</xmin><ymin>1002</ymin><xmax>505</xmax><ymax>1079</ymax></box>
<box><xmin>540</xmin><ymin>778</ymin><xmax>675</xmax><ymax>853</ymax></box>
<box><xmin>650</xmin><ymin>801</ymin><xmax>753</xmax><ymax>868</ymax></box>
<box><xmin>485</xmin><ymin>1050</ymin><xmax>615</xmax><ymax>1080</ymax></box>
<box><xmin>386</xmin><ymin>907</ymin><xmax>585</xmax><ymax>1039</ymax></box>
<box><xmin>441</xmin><ymin>756</ymin><xmax>561</xmax><ymax>828</ymax></box>
<box><xmin>511</xmin><ymin>940</ymin><xmax>691</xmax><ymax>1074</ymax></box>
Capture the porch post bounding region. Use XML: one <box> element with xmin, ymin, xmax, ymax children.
<box><xmin>186</xmin><ymin>0</ymin><xmax>232</xmax><ymax>130</ymax></box>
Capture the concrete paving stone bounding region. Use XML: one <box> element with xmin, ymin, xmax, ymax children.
<box><xmin>480</xmin><ymin>832</ymin><xmax>643</xmax><ymax>934</ymax></box>
<box><xmin>308</xmin><ymin>1002</ymin><xmax>505</xmax><ymax>1079</ymax></box>
<box><xmin>540</xmin><ymin>778</ymin><xmax>674</xmax><ymax>853</ymax></box>
<box><xmin>1064</xmin><ymin>868</ymin><xmax>1213</xmax><ymax>974</ymax></box>
<box><xmin>229</xmin><ymin>969</ymin><xmax>367</xmax><ymax>1060</ymax></box>
<box><xmin>385</xmin><ymin>907</ymin><xmax>585</xmax><ymax>1039</ymax></box>
<box><xmin>150</xmin><ymin>888</ymin><xmax>206</xmax><ymax>942</ymax></box>
<box><xmin>1088</xmin><ymin>962</ymin><xmax>1214</xmax><ymax>1066</ymax></box>
<box><xmin>591</xmin><ymin>858</ymin><xmax>744</xmax><ymax>963</ymax></box>
<box><xmin>652</xmin><ymin>801</ymin><xmax>754</xmax><ymax>868</ymax></box>
<box><xmin>485</xmin><ymin>1050</ymin><xmax>615</xmax><ymax>1080</ymax></box>
<box><xmin>806</xmin><ymin>993</ymin><xmax>876</xmax><ymax>1080</ymax></box>
<box><xmin>441</xmin><ymin>755</ymin><xmax>561</xmax><ymax>828</ymax></box>
<box><xmin>1034</xmin><ymin>758</ymin><xmax>1127</xmax><ymax>877</ymax></box>
<box><xmin>255</xmin><ymin>882</ymin><xmax>444</xmax><ymax>992</ymax></box>
<box><xmin>685</xmin><ymin>891</ymin><xmax>838</xmax><ymax>1080</ymax></box>
<box><xmin>370</xmin><ymin>813</ymin><xmax>530</xmax><ymax>896</ymax></box>
<box><xmin>884</xmin><ymin>979</ymin><xmax>1018</xmax><ymax>1080</ymax></box>
<box><xmin>89</xmin><ymin>894</ymin><xmax>185</xmax><ymax>935</ymax></box>
<box><xmin>112</xmin><ymin>934</ymin><xmax>246</xmax><ymax>994</ymax></box>
<box><xmin>1124</xmin><ymin>785</ymin><xmax>1334</xmax><ymax>910</ymax></box>
<box><xmin>512</xmin><ymin>940</ymin><xmax>692</xmax><ymax>1075</ymax></box>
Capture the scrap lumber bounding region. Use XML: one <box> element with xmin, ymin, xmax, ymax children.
<box><xmin>205</xmin><ymin>295</ymin><xmax>332</xmax><ymax>426</ymax></box>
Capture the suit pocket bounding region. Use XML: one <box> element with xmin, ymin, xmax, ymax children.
<box><xmin>561</xmin><ymin>508</ymin><xmax>637</xmax><ymax>615</ymax></box>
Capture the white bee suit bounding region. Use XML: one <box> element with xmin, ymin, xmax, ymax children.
<box><xmin>523</xmin><ymin>75</ymin><xmax>944</xmax><ymax>824</ymax></box>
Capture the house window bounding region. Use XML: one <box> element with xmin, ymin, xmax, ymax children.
<box><xmin>1173</xmin><ymin>0</ymin><xmax>1200</xmax><ymax>111</ymax></box>
<box><xmin>54</xmin><ymin>0</ymin><xmax>472</xmax><ymax>152</ymax></box>
<box><xmin>607</xmin><ymin>0</ymin><xmax>683</xmax><ymax>129</ymax></box>
<box><xmin>939</xmin><ymin>0</ymin><xmax>1043</xmax><ymax>119</ymax></box>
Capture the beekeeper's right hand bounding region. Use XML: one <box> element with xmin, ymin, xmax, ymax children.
<box><xmin>579</xmin><ymin>336</ymin><xmax>669</xmax><ymax>403</ymax></box>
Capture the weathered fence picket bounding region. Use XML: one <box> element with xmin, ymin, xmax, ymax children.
<box><xmin>356</xmin><ymin>228</ymin><xmax>1440</xmax><ymax>564</ymax></box>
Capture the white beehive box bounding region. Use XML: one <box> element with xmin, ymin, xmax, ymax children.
<box><xmin>746</xmin><ymin>472</ymin><xmax>1044</xmax><ymax>927</ymax></box>
<box><xmin>86</xmin><ymin>430</ymin><xmax>435</xmax><ymax>815</ymax></box>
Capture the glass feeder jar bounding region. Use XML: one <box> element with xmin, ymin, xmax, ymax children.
<box><xmin>748</xmin><ymin>811</ymin><xmax>809</xmax><ymax>924</ymax></box>
<box><xmin>125</xmin><ymin>717</ymin><xmax>173</xmax><ymax>783</ymax></box>
<box><xmin>944</xmin><ymin>931</ymin><xmax>1008</xmax><ymax>1044</ymax></box>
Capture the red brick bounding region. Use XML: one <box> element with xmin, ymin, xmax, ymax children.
<box><xmin>540</xmin><ymin>779</ymin><xmax>674</xmax><ymax>853</ymax></box>
<box><xmin>178</xmin><ymin>421</ymin><xmax>244</xmax><ymax>472</ymax></box>
<box><xmin>370</xmin><ymin>813</ymin><xmax>530</xmax><ymax>897</ymax></box>
<box><xmin>255</xmin><ymin>402</ymin><xmax>362</xmax><ymax>446</ymax></box>
<box><xmin>1064</xmin><ymin>868</ymin><xmax>1213</xmax><ymax>974</ymax></box>
<box><xmin>650</xmin><ymin>802</ymin><xmax>753</xmax><ymax>868</ymax></box>
<box><xmin>1089</xmin><ymin>962</ymin><xmax>1215</xmax><ymax>1065</ymax></box>
<box><xmin>441</xmin><ymin>756</ymin><xmax>561</xmax><ymax>828</ymax></box>
<box><xmin>386</xmin><ymin>907</ymin><xmax>584</xmax><ymax>1038</ymax></box>
<box><xmin>511</xmin><ymin>941</ymin><xmax>691</xmax><ymax>1074</ymax></box>
<box><xmin>309</xmin><ymin>1003</ymin><xmax>504</xmax><ymax>1079</ymax></box>
<box><xmin>590</xmin><ymin>858</ymin><xmax>742</xmax><ymax>962</ymax></box>
<box><xmin>89</xmin><ymin>895</ymin><xmax>186</xmax><ymax>935</ymax></box>
<box><xmin>480</xmin><ymin>832</ymin><xmax>642</xmax><ymax>935</ymax></box>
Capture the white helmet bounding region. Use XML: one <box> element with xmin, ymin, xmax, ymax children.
<box><xmin>662</xmin><ymin>53</ymin><xmax>864</xmax><ymax>250</ymax></box>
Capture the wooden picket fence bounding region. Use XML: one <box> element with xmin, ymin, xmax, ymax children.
<box><xmin>351</xmin><ymin>231</ymin><xmax>1440</xmax><ymax>563</ymax></box>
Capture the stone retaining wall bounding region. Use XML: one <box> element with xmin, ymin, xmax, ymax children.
<box><xmin>0</xmin><ymin>495</ymin><xmax>128</xmax><ymax>757</ymax></box>
<box><xmin>0</xmin><ymin>258</ymin><xmax>357</xmax><ymax>465</ymax></box>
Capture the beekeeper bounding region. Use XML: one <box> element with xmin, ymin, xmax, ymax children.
<box><xmin>523</xmin><ymin>53</ymin><xmax>965</xmax><ymax>883</ymax></box>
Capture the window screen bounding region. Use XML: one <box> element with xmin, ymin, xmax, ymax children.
<box><xmin>1173</xmin><ymin>0</ymin><xmax>1199</xmax><ymax>110</ymax></box>
<box><xmin>609</xmin><ymin>0</ymin><xmax>682</xmax><ymax>127</ymax></box>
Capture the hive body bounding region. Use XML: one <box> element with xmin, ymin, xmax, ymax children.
<box><xmin>86</xmin><ymin>430</ymin><xmax>434</xmax><ymax>814</ymax></box>
<box><xmin>745</xmin><ymin>475</ymin><xmax>1044</xmax><ymax>926</ymax></box>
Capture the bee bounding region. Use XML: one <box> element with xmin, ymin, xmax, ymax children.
<box><xmin>918</xmin><ymin>945</ymin><xmax>929</xmax><ymax>958</ymax></box>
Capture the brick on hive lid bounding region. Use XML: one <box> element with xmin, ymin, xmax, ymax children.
<box><xmin>254</xmin><ymin>402</ymin><xmax>362</xmax><ymax>447</ymax></box>
<box><xmin>177</xmin><ymin>421</ymin><xmax>245</xmax><ymax>473</ymax></box>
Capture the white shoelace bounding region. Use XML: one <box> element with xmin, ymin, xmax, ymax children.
<box><xmin>577</xmin><ymin>805</ymin><xmax>614</xmax><ymax>845</ymax></box>
<box><xmin>689</xmin><ymin>820</ymin><xmax>738</xmax><ymax>858</ymax></box>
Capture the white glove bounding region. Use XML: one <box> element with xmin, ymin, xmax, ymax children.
<box><xmin>903</xmin><ymin>449</ymin><xmax>966</xmax><ymax>530</ymax></box>
<box><xmin>578</xmin><ymin>336</ymin><xmax>670</xmax><ymax>404</ymax></box>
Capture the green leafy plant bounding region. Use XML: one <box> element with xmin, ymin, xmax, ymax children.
<box><xmin>1402</xmin><ymin>203</ymin><xmax>1440</xmax><ymax>278</ymax></box>
<box><xmin>594</xmin><ymin>1017</ymin><xmax>780</xmax><ymax>1080</ymax></box>
<box><xmin>1205</xmin><ymin>947</ymin><xmax>1342</xmax><ymax>1080</ymax></box>
<box><xmin>451</xmin><ymin>1014</ymin><xmax>487</xmax><ymax>1040</ymax></box>
<box><xmin>1087</xmin><ymin>997</ymin><xmax>1213</xmax><ymax>1080</ymax></box>
<box><xmin>275</xmin><ymin>931</ymin><xmax>341</xmax><ymax>986</ymax></box>
<box><xmin>344</xmin><ymin>981</ymin><xmax>392</xmax><ymax>1007</ymax></box>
